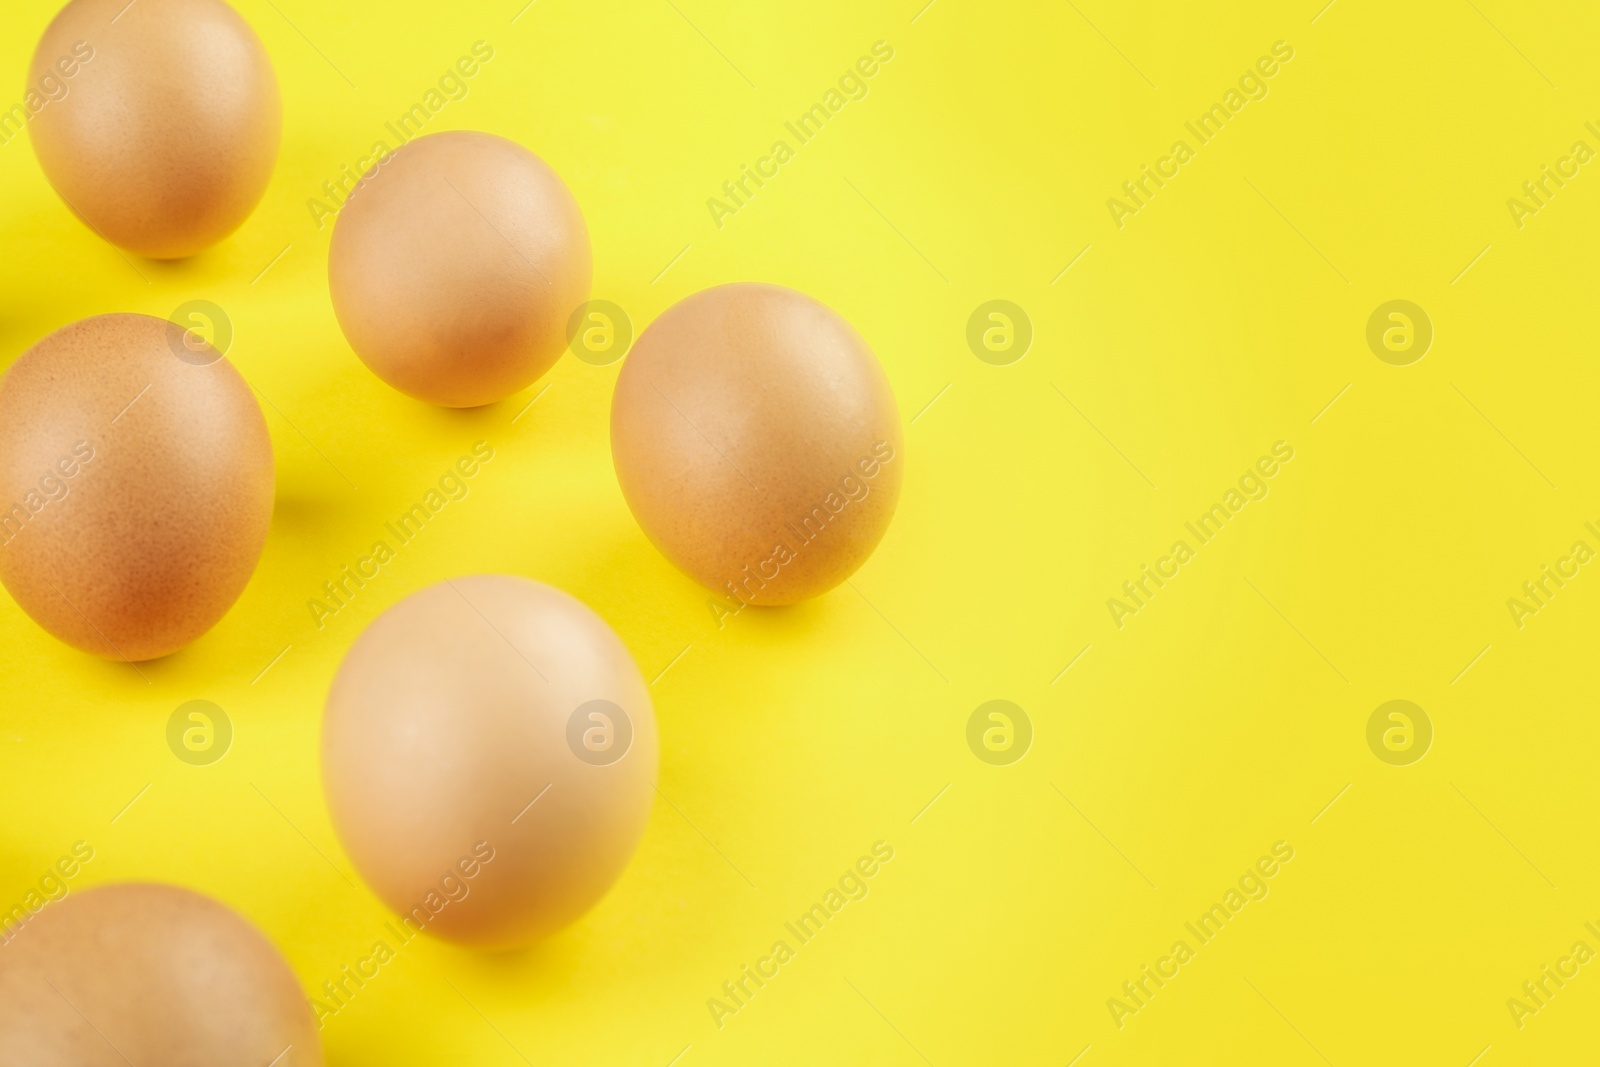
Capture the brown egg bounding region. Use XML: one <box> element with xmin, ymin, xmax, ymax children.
<box><xmin>328</xmin><ymin>131</ymin><xmax>592</xmax><ymax>407</ymax></box>
<box><xmin>322</xmin><ymin>575</ymin><xmax>656</xmax><ymax>948</ymax></box>
<box><xmin>28</xmin><ymin>0</ymin><xmax>281</xmax><ymax>259</ymax></box>
<box><xmin>611</xmin><ymin>283</ymin><xmax>903</xmax><ymax>606</ymax></box>
<box><xmin>0</xmin><ymin>883</ymin><xmax>321</xmax><ymax>1066</ymax></box>
<box><xmin>0</xmin><ymin>314</ymin><xmax>274</xmax><ymax>661</ymax></box>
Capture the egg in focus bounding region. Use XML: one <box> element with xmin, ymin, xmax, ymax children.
<box><xmin>27</xmin><ymin>0</ymin><xmax>281</xmax><ymax>259</ymax></box>
<box><xmin>611</xmin><ymin>282</ymin><xmax>904</xmax><ymax>606</ymax></box>
<box><xmin>0</xmin><ymin>313</ymin><xmax>274</xmax><ymax>661</ymax></box>
<box><xmin>0</xmin><ymin>883</ymin><xmax>321</xmax><ymax>1067</ymax></box>
<box><xmin>322</xmin><ymin>575</ymin><xmax>656</xmax><ymax>948</ymax></box>
<box><xmin>328</xmin><ymin>130</ymin><xmax>592</xmax><ymax>407</ymax></box>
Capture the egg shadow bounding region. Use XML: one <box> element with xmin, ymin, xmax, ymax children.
<box><xmin>409</xmin><ymin>385</ymin><xmax>557</xmax><ymax>447</ymax></box>
<box><xmin>427</xmin><ymin>921</ymin><xmax>593</xmax><ymax>1000</ymax></box>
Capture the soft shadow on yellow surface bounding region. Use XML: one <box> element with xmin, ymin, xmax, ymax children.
<box><xmin>4</xmin><ymin>0</ymin><xmax>1600</xmax><ymax>1064</ymax></box>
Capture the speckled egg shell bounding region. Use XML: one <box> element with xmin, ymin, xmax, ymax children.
<box><xmin>0</xmin><ymin>314</ymin><xmax>274</xmax><ymax>661</ymax></box>
<box><xmin>610</xmin><ymin>283</ymin><xmax>903</xmax><ymax>605</ymax></box>
<box><xmin>0</xmin><ymin>883</ymin><xmax>321</xmax><ymax>1067</ymax></box>
<box><xmin>28</xmin><ymin>0</ymin><xmax>282</xmax><ymax>259</ymax></box>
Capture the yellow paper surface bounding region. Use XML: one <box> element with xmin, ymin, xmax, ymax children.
<box><xmin>2</xmin><ymin>1</ymin><xmax>1598</xmax><ymax>1063</ymax></box>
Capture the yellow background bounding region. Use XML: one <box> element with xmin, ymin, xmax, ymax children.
<box><xmin>2</xmin><ymin>0</ymin><xmax>1598</xmax><ymax>1063</ymax></box>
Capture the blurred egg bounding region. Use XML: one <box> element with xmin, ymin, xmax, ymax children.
<box><xmin>28</xmin><ymin>0</ymin><xmax>281</xmax><ymax>259</ymax></box>
<box><xmin>0</xmin><ymin>883</ymin><xmax>321</xmax><ymax>1066</ymax></box>
<box><xmin>328</xmin><ymin>131</ymin><xmax>591</xmax><ymax>407</ymax></box>
<box><xmin>322</xmin><ymin>575</ymin><xmax>656</xmax><ymax>948</ymax></box>
<box><xmin>0</xmin><ymin>313</ymin><xmax>274</xmax><ymax>661</ymax></box>
<box><xmin>611</xmin><ymin>283</ymin><xmax>903</xmax><ymax>605</ymax></box>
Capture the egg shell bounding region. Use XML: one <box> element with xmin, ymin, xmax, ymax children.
<box><xmin>0</xmin><ymin>313</ymin><xmax>274</xmax><ymax>661</ymax></box>
<box><xmin>0</xmin><ymin>883</ymin><xmax>321</xmax><ymax>1067</ymax></box>
<box><xmin>611</xmin><ymin>282</ymin><xmax>904</xmax><ymax>605</ymax></box>
<box><xmin>28</xmin><ymin>0</ymin><xmax>281</xmax><ymax>259</ymax></box>
<box><xmin>328</xmin><ymin>130</ymin><xmax>592</xmax><ymax>407</ymax></box>
<box><xmin>322</xmin><ymin>575</ymin><xmax>657</xmax><ymax>948</ymax></box>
